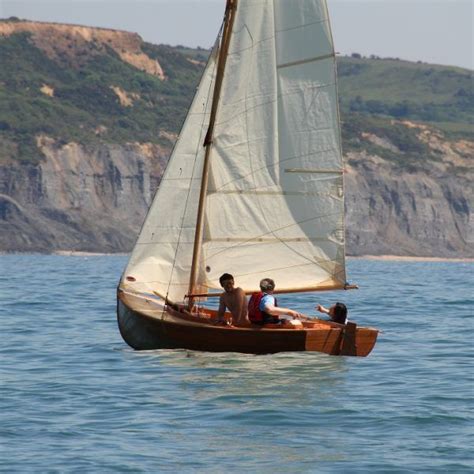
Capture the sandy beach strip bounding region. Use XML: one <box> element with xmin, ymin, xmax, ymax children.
<box><xmin>348</xmin><ymin>255</ymin><xmax>474</xmax><ymax>263</ymax></box>
<box><xmin>0</xmin><ymin>252</ymin><xmax>471</xmax><ymax>262</ymax></box>
<box><xmin>53</xmin><ymin>251</ymin><xmax>128</xmax><ymax>256</ymax></box>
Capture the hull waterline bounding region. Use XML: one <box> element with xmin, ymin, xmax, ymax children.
<box><xmin>117</xmin><ymin>291</ymin><xmax>378</xmax><ymax>356</ymax></box>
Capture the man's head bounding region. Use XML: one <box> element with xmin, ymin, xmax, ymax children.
<box><xmin>219</xmin><ymin>273</ymin><xmax>235</xmax><ymax>292</ymax></box>
<box><xmin>259</xmin><ymin>278</ymin><xmax>275</xmax><ymax>293</ymax></box>
<box><xmin>329</xmin><ymin>302</ymin><xmax>347</xmax><ymax>324</ymax></box>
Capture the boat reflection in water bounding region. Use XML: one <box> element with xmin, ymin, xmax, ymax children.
<box><xmin>129</xmin><ymin>348</ymin><xmax>350</xmax><ymax>404</ymax></box>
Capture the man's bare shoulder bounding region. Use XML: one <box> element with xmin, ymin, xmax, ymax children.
<box><xmin>221</xmin><ymin>287</ymin><xmax>245</xmax><ymax>303</ymax></box>
<box><xmin>234</xmin><ymin>287</ymin><xmax>246</xmax><ymax>297</ymax></box>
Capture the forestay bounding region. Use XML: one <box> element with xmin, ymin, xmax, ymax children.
<box><xmin>122</xmin><ymin>0</ymin><xmax>347</xmax><ymax>303</ymax></box>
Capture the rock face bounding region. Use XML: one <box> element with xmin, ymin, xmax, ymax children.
<box><xmin>1</xmin><ymin>129</ymin><xmax>471</xmax><ymax>257</ymax></box>
<box><xmin>0</xmin><ymin>139</ymin><xmax>168</xmax><ymax>253</ymax></box>
<box><xmin>345</xmin><ymin>157</ymin><xmax>472</xmax><ymax>258</ymax></box>
<box><xmin>0</xmin><ymin>21</ymin><xmax>165</xmax><ymax>78</ymax></box>
<box><xmin>344</xmin><ymin>123</ymin><xmax>473</xmax><ymax>257</ymax></box>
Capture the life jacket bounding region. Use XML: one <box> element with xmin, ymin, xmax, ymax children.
<box><xmin>248</xmin><ymin>292</ymin><xmax>265</xmax><ymax>323</ymax></box>
<box><xmin>248</xmin><ymin>292</ymin><xmax>278</xmax><ymax>323</ymax></box>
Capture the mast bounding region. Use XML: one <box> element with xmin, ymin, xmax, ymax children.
<box><xmin>188</xmin><ymin>0</ymin><xmax>238</xmax><ymax>307</ymax></box>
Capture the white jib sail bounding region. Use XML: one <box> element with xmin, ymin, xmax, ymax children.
<box><xmin>122</xmin><ymin>0</ymin><xmax>346</xmax><ymax>302</ymax></box>
<box><xmin>121</xmin><ymin>46</ymin><xmax>219</xmax><ymax>301</ymax></box>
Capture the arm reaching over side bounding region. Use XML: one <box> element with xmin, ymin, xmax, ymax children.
<box><xmin>316</xmin><ymin>303</ymin><xmax>348</xmax><ymax>324</ymax></box>
<box><xmin>263</xmin><ymin>302</ymin><xmax>303</xmax><ymax>319</ymax></box>
<box><xmin>316</xmin><ymin>304</ymin><xmax>330</xmax><ymax>315</ymax></box>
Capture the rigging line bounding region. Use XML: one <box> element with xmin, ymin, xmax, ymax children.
<box><xmin>275</xmin><ymin>17</ymin><xmax>328</xmax><ymax>34</ymax></box>
<box><xmin>226</xmin><ymin>25</ymin><xmax>274</xmax><ymax>56</ymax></box>
<box><xmin>204</xmin><ymin>211</ymin><xmax>340</xmax><ymax>261</ymax></box>
<box><xmin>161</xmin><ymin>33</ymin><xmax>223</xmax><ymax>308</ymax></box>
<box><xmin>227</xmin><ymin>27</ymin><xmax>331</xmax><ymax>66</ymax></box>
<box><xmin>305</xmin><ymin>86</ymin><xmax>322</xmax><ymax>120</ymax></box>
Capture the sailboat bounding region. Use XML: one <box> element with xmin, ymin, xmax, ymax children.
<box><xmin>117</xmin><ymin>0</ymin><xmax>379</xmax><ymax>356</ymax></box>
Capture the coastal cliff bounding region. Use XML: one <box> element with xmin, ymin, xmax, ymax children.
<box><xmin>1</xmin><ymin>128</ymin><xmax>471</xmax><ymax>257</ymax></box>
<box><xmin>345</xmin><ymin>139</ymin><xmax>473</xmax><ymax>257</ymax></box>
<box><xmin>0</xmin><ymin>20</ymin><xmax>472</xmax><ymax>257</ymax></box>
<box><xmin>0</xmin><ymin>140</ymin><xmax>167</xmax><ymax>252</ymax></box>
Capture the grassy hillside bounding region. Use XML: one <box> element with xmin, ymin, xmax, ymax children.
<box><xmin>0</xmin><ymin>30</ymin><xmax>202</xmax><ymax>162</ymax></box>
<box><xmin>0</xmin><ymin>22</ymin><xmax>472</xmax><ymax>167</ymax></box>
<box><xmin>337</xmin><ymin>56</ymin><xmax>473</xmax><ymax>138</ymax></box>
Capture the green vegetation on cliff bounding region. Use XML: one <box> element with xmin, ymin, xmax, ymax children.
<box><xmin>0</xmin><ymin>31</ymin><xmax>202</xmax><ymax>162</ymax></box>
<box><xmin>0</xmin><ymin>23</ymin><xmax>472</xmax><ymax>166</ymax></box>
<box><xmin>337</xmin><ymin>56</ymin><xmax>473</xmax><ymax>138</ymax></box>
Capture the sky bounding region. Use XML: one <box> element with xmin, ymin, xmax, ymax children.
<box><xmin>1</xmin><ymin>0</ymin><xmax>473</xmax><ymax>70</ymax></box>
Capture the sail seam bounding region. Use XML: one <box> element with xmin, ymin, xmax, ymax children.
<box><xmin>278</xmin><ymin>53</ymin><xmax>334</xmax><ymax>70</ymax></box>
<box><xmin>284</xmin><ymin>168</ymin><xmax>343</xmax><ymax>174</ymax></box>
<box><xmin>205</xmin><ymin>237</ymin><xmax>334</xmax><ymax>243</ymax></box>
<box><xmin>274</xmin><ymin>17</ymin><xmax>328</xmax><ymax>34</ymax></box>
<box><xmin>207</xmin><ymin>190</ymin><xmax>342</xmax><ymax>197</ymax></box>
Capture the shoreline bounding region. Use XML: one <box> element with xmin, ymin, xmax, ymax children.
<box><xmin>0</xmin><ymin>251</ymin><xmax>472</xmax><ymax>262</ymax></box>
<box><xmin>54</xmin><ymin>251</ymin><xmax>129</xmax><ymax>257</ymax></box>
<box><xmin>348</xmin><ymin>255</ymin><xmax>474</xmax><ymax>263</ymax></box>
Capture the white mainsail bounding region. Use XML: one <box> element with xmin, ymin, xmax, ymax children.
<box><xmin>122</xmin><ymin>0</ymin><xmax>346</xmax><ymax>302</ymax></box>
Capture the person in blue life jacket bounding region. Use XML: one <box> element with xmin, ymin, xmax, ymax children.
<box><xmin>248</xmin><ymin>278</ymin><xmax>303</xmax><ymax>325</ymax></box>
<box><xmin>316</xmin><ymin>302</ymin><xmax>348</xmax><ymax>325</ymax></box>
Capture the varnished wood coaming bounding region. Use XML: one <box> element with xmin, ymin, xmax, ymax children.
<box><xmin>117</xmin><ymin>290</ymin><xmax>378</xmax><ymax>356</ymax></box>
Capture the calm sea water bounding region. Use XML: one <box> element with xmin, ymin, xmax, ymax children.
<box><xmin>1</xmin><ymin>255</ymin><xmax>472</xmax><ymax>473</ymax></box>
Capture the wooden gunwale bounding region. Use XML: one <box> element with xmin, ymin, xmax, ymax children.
<box><xmin>117</xmin><ymin>289</ymin><xmax>378</xmax><ymax>356</ymax></box>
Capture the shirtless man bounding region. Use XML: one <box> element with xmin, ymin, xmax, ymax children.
<box><xmin>216</xmin><ymin>273</ymin><xmax>249</xmax><ymax>326</ymax></box>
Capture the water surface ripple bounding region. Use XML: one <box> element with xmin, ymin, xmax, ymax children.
<box><xmin>1</xmin><ymin>256</ymin><xmax>472</xmax><ymax>473</ymax></box>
